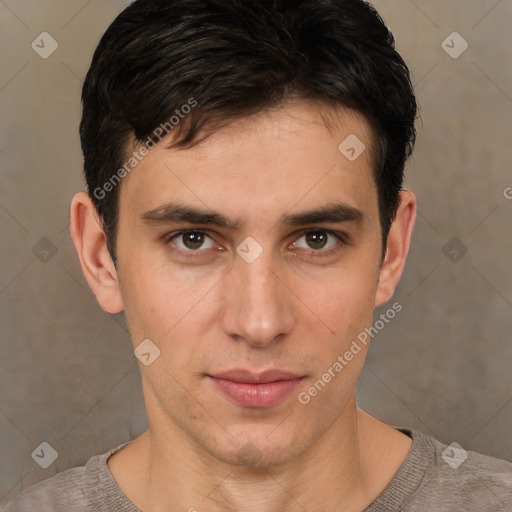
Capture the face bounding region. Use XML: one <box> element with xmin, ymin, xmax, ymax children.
<box><xmin>111</xmin><ymin>101</ymin><xmax>392</xmax><ymax>467</ymax></box>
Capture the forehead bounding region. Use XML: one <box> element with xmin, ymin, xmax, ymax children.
<box><xmin>118</xmin><ymin>101</ymin><xmax>379</xmax><ymax>228</ymax></box>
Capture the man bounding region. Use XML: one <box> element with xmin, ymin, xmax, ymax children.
<box><xmin>4</xmin><ymin>0</ymin><xmax>511</xmax><ymax>511</ymax></box>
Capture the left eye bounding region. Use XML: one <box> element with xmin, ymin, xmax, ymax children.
<box><xmin>294</xmin><ymin>230</ymin><xmax>339</xmax><ymax>251</ymax></box>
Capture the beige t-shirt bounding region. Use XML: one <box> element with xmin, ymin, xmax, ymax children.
<box><xmin>3</xmin><ymin>428</ymin><xmax>512</xmax><ymax>511</ymax></box>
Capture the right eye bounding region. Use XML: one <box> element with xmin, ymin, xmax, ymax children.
<box><xmin>166</xmin><ymin>230</ymin><xmax>216</xmax><ymax>256</ymax></box>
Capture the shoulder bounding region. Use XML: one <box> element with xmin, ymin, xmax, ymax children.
<box><xmin>1</xmin><ymin>466</ymin><xmax>87</xmax><ymax>512</ymax></box>
<box><xmin>407</xmin><ymin>428</ymin><xmax>512</xmax><ymax>511</ymax></box>
<box><xmin>1</xmin><ymin>442</ymin><xmax>129</xmax><ymax>512</ymax></box>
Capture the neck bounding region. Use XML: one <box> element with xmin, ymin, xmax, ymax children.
<box><xmin>110</xmin><ymin>397</ymin><xmax>411</xmax><ymax>512</ymax></box>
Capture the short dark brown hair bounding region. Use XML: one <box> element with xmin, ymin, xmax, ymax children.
<box><xmin>80</xmin><ymin>0</ymin><xmax>418</xmax><ymax>266</ymax></box>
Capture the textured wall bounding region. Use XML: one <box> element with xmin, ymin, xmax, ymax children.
<box><xmin>1</xmin><ymin>0</ymin><xmax>511</xmax><ymax>504</ymax></box>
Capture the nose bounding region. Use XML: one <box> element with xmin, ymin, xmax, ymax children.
<box><xmin>219</xmin><ymin>248</ymin><xmax>295</xmax><ymax>348</ymax></box>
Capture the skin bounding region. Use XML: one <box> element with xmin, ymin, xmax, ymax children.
<box><xmin>70</xmin><ymin>100</ymin><xmax>417</xmax><ymax>512</ymax></box>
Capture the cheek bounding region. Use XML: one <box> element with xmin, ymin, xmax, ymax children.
<box><xmin>293</xmin><ymin>266</ymin><xmax>378</xmax><ymax>397</ymax></box>
<box><xmin>304</xmin><ymin>264</ymin><xmax>378</xmax><ymax>335</ymax></box>
<box><xmin>118</xmin><ymin>247</ymin><xmax>214</xmax><ymax>339</ymax></box>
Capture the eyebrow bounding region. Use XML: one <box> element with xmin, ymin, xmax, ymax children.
<box><xmin>139</xmin><ymin>201</ymin><xmax>364</xmax><ymax>230</ymax></box>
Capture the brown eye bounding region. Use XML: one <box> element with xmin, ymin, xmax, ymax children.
<box><xmin>169</xmin><ymin>231</ymin><xmax>214</xmax><ymax>252</ymax></box>
<box><xmin>295</xmin><ymin>230</ymin><xmax>338</xmax><ymax>251</ymax></box>
<box><xmin>304</xmin><ymin>231</ymin><xmax>329</xmax><ymax>250</ymax></box>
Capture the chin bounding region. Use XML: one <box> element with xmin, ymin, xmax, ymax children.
<box><xmin>205</xmin><ymin>428</ymin><xmax>311</xmax><ymax>469</ymax></box>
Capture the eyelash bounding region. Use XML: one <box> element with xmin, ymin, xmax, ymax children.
<box><xmin>165</xmin><ymin>229</ymin><xmax>348</xmax><ymax>259</ymax></box>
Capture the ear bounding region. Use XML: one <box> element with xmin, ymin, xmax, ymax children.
<box><xmin>375</xmin><ymin>190</ymin><xmax>417</xmax><ymax>306</ymax></box>
<box><xmin>69</xmin><ymin>191</ymin><xmax>124</xmax><ymax>314</ymax></box>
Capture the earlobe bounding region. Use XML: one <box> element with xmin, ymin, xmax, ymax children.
<box><xmin>375</xmin><ymin>190</ymin><xmax>417</xmax><ymax>306</ymax></box>
<box><xmin>69</xmin><ymin>191</ymin><xmax>124</xmax><ymax>314</ymax></box>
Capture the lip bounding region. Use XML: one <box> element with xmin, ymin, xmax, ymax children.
<box><xmin>208</xmin><ymin>369</ymin><xmax>305</xmax><ymax>408</ymax></box>
<box><xmin>211</xmin><ymin>369</ymin><xmax>303</xmax><ymax>384</ymax></box>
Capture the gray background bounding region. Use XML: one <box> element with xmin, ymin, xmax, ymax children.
<box><xmin>1</xmin><ymin>0</ymin><xmax>511</xmax><ymax>505</ymax></box>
